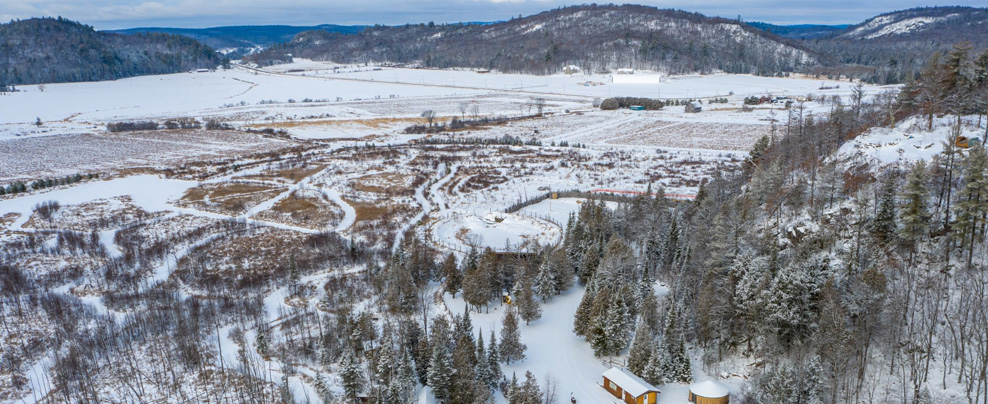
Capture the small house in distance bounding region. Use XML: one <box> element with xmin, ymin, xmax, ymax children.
<box><xmin>602</xmin><ymin>367</ymin><xmax>660</xmax><ymax>404</ymax></box>
<box><xmin>686</xmin><ymin>101</ymin><xmax>703</xmax><ymax>113</ymax></box>
<box><xmin>688</xmin><ymin>380</ymin><xmax>729</xmax><ymax>404</ymax></box>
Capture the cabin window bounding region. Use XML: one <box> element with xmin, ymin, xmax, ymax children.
<box><xmin>608</xmin><ymin>380</ymin><xmax>617</xmax><ymax>391</ymax></box>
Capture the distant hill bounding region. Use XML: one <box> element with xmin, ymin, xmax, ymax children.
<box><xmin>745</xmin><ymin>22</ymin><xmax>849</xmax><ymax>39</ymax></box>
<box><xmin>109</xmin><ymin>24</ymin><xmax>367</xmax><ymax>52</ymax></box>
<box><xmin>248</xmin><ymin>4</ymin><xmax>818</xmax><ymax>76</ymax></box>
<box><xmin>834</xmin><ymin>6</ymin><xmax>988</xmax><ymax>40</ymax></box>
<box><xmin>806</xmin><ymin>6</ymin><xmax>988</xmax><ymax>83</ymax></box>
<box><xmin>0</xmin><ymin>17</ymin><xmax>221</xmax><ymax>86</ymax></box>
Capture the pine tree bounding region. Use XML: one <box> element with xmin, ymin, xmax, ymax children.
<box><xmin>499</xmin><ymin>309</ymin><xmax>527</xmax><ymax>364</ymax></box>
<box><xmin>314</xmin><ymin>373</ymin><xmax>335</xmax><ymax>403</ymax></box>
<box><xmin>644</xmin><ymin>338</ymin><xmax>670</xmax><ymax>385</ymax></box>
<box><xmin>463</xmin><ymin>254</ymin><xmax>491</xmax><ymax>310</ymax></box>
<box><xmin>415</xmin><ymin>331</ymin><xmax>431</xmax><ymax>385</ymax></box>
<box><xmin>534</xmin><ymin>254</ymin><xmax>557</xmax><ymax>302</ymax></box>
<box><xmin>601</xmin><ymin>292</ymin><xmax>631</xmax><ymax>356</ymax></box>
<box><xmin>375</xmin><ymin>334</ymin><xmax>396</xmax><ymax>388</ymax></box>
<box><xmin>627</xmin><ymin>324</ymin><xmax>653</xmax><ymax>375</ymax></box>
<box><xmin>506</xmin><ymin>372</ymin><xmax>520</xmax><ymax>404</ymax></box>
<box><xmin>577</xmin><ymin>240</ymin><xmax>601</xmax><ymax>285</ymax></box>
<box><xmin>487</xmin><ymin>329</ymin><xmax>502</xmax><ymax>384</ymax></box>
<box><xmin>340</xmin><ymin>349</ymin><xmax>364</xmax><ymax>401</ymax></box>
<box><xmin>573</xmin><ymin>283</ymin><xmax>597</xmax><ymax>337</ymax></box>
<box><xmin>472</xmin><ymin>381</ymin><xmax>496</xmax><ymax>404</ymax></box>
<box><xmin>638</xmin><ymin>289</ymin><xmax>660</xmax><ymax>334</ymax></box>
<box><xmin>955</xmin><ymin>143</ymin><xmax>988</xmax><ymax>268</ymax></box>
<box><xmin>871</xmin><ymin>173</ymin><xmax>898</xmax><ymax>244</ymax></box>
<box><xmin>475</xmin><ymin>331</ymin><xmax>496</xmax><ymax>390</ymax></box>
<box><xmin>443</xmin><ymin>252</ymin><xmax>462</xmax><ymax>297</ymax></box>
<box><xmin>899</xmin><ymin>160</ymin><xmax>930</xmax><ymax>257</ymax></box>
<box><xmin>516</xmin><ymin>276</ymin><xmax>542</xmax><ymax>325</ymax></box>
<box><xmin>428</xmin><ymin>343</ymin><xmax>455</xmax><ymax>402</ymax></box>
<box><xmin>549</xmin><ymin>247</ymin><xmax>575</xmax><ymax>292</ymax></box>
<box><xmin>255</xmin><ymin>326</ymin><xmax>269</xmax><ymax>357</ymax></box>
<box><xmin>661</xmin><ymin>217</ymin><xmax>681</xmax><ymax>272</ymax></box>
<box><xmin>395</xmin><ymin>349</ymin><xmax>417</xmax><ymax>404</ymax></box>
<box><xmin>762</xmin><ymin>257</ymin><xmax>826</xmax><ymax>344</ymax></box>
<box><xmin>452</xmin><ymin>312</ymin><xmax>478</xmax><ymax>404</ymax></box>
<box><xmin>518</xmin><ymin>371</ymin><xmax>544</xmax><ymax>404</ymax></box>
<box><xmin>669</xmin><ymin>339</ymin><xmax>693</xmax><ymax>383</ymax></box>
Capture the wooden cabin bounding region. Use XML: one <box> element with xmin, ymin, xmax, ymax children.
<box><xmin>688</xmin><ymin>380</ymin><xmax>729</xmax><ymax>404</ymax></box>
<box><xmin>602</xmin><ymin>367</ymin><xmax>660</xmax><ymax>404</ymax></box>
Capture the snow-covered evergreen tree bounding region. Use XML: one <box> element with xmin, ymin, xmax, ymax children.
<box><xmin>534</xmin><ymin>254</ymin><xmax>557</xmax><ymax>302</ymax></box>
<box><xmin>443</xmin><ymin>252</ymin><xmax>463</xmax><ymax>297</ymax></box>
<box><xmin>487</xmin><ymin>329</ymin><xmax>502</xmax><ymax>384</ymax></box>
<box><xmin>516</xmin><ymin>276</ymin><xmax>542</xmax><ymax>324</ymax></box>
<box><xmin>427</xmin><ymin>342</ymin><xmax>455</xmax><ymax>402</ymax></box>
<box><xmin>644</xmin><ymin>338</ymin><xmax>670</xmax><ymax>385</ymax></box>
<box><xmin>871</xmin><ymin>172</ymin><xmax>898</xmax><ymax>244</ymax></box>
<box><xmin>340</xmin><ymin>349</ymin><xmax>364</xmax><ymax>402</ymax></box>
<box><xmin>499</xmin><ymin>309</ymin><xmax>527</xmax><ymax>364</ymax></box>
<box><xmin>899</xmin><ymin>160</ymin><xmax>930</xmax><ymax>256</ymax></box>
<box><xmin>627</xmin><ymin>323</ymin><xmax>653</xmax><ymax>375</ymax></box>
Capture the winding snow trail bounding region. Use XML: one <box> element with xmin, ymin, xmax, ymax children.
<box><xmin>320</xmin><ymin>187</ymin><xmax>356</xmax><ymax>232</ymax></box>
<box><xmin>392</xmin><ymin>164</ymin><xmax>459</xmax><ymax>253</ymax></box>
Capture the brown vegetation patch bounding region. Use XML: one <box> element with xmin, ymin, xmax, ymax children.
<box><xmin>239</xmin><ymin>163</ymin><xmax>325</xmax><ymax>184</ymax></box>
<box><xmin>179</xmin><ymin>182</ymin><xmax>285</xmax><ymax>215</ymax></box>
<box><xmin>460</xmin><ymin>173</ymin><xmax>510</xmax><ymax>193</ymax></box>
<box><xmin>24</xmin><ymin>196</ymin><xmax>162</xmax><ymax>232</ymax></box>
<box><xmin>174</xmin><ymin>227</ymin><xmax>353</xmax><ymax>292</ymax></box>
<box><xmin>350</xmin><ymin>172</ymin><xmax>417</xmax><ymax>194</ymax></box>
<box><xmin>250</xmin><ymin>116</ymin><xmax>431</xmax><ymax>130</ymax></box>
<box><xmin>343</xmin><ymin>197</ymin><xmax>419</xmax><ymax>247</ymax></box>
<box><xmin>0</xmin><ymin>212</ymin><xmax>20</xmax><ymax>228</ymax></box>
<box><xmin>254</xmin><ymin>191</ymin><xmax>343</xmax><ymax>230</ymax></box>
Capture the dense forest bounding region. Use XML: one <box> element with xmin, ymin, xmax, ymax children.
<box><xmin>249</xmin><ymin>4</ymin><xmax>816</xmax><ymax>76</ymax></box>
<box><xmin>0</xmin><ymin>17</ymin><xmax>221</xmax><ymax>87</ymax></box>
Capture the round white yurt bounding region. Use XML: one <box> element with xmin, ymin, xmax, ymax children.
<box><xmin>688</xmin><ymin>380</ymin><xmax>729</xmax><ymax>404</ymax></box>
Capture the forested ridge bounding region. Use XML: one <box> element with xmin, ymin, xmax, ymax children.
<box><xmin>249</xmin><ymin>4</ymin><xmax>816</xmax><ymax>76</ymax></box>
<box><xmin>246</xmin><ymin>5</ymin><xmax>987</xmax><ymax>84</ymax></box>
<box><xmin>803</xmin><ymin>6</ymin><xmax>988</xmax><ymax>84</ymax></box>
<box><xmin>0</xmin><ymin>17</ymin><xmax>221</xmax><ymax>87</ymax></box>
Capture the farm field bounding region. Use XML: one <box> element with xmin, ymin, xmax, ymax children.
<box><xmin>0</xmin><ymin>62</ymin><xmax>893</xmax><ymax>404</ymax></box>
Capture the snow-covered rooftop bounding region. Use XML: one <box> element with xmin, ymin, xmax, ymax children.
<box><xmin>689</xmin><ymin>380</ymin><xmax>729</xmax><ymax>398</ymax></box>
<box><xmin>603</xmin><ymin>367</ymin><xmax>660</xmax><ymax>397</ymax></box>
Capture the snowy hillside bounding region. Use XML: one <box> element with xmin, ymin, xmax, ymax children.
<box><xmin>839</xmin><ymin>7</ymin><xmax>987</xmax><ymax>40</ymax></box>
<box><xmin>837</xmin><ymin>115</ymin><xmax>987</xmax><ymax>165</ymax></box>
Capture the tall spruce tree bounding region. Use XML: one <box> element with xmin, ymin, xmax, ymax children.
<box><xmin>955</xmin><ymin>143</ymin><xmax>988</xmax><ymax>268</ymax></box>
<box><xmin>499</xmin><ymin>308</ymin><xmax>527</xmax><ymax>364</ymax></box>
<box><xmin>427</xmin><ymin>343</ymin><xmax>455</xmax><ymax>402</ymax></box>
<box><xmin>899</xmin><ymin>160</ymin><xmax>930</xmax><ymax>258</ymax></box>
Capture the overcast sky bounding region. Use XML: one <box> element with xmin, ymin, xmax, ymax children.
<box><xmin>1</xmin><ymin>0</ymin><xmax>984</xmax><ymax>30</ymax></box>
